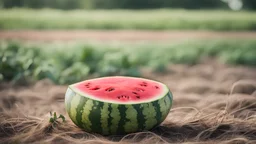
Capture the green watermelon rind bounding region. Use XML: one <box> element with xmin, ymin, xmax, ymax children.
<box><xmin>65</xmin><ymin>79</ymin><xmax>173</xmax><ymax>135</ymax></box>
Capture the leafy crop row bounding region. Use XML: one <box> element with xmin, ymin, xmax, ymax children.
<box><xmin>1</xmin><ymin>9</ymin><xmax>256</xmax><ymax>31</ymax></box>
<box><xmin>0</xmin><ymin>40</ymin><xmax>255</xmax><ymax>84</ymax></box>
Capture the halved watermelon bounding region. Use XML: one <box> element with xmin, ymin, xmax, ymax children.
<box><xmin>65</xmin><ymin>76</ymin><xmax>172</xmax><ymax>135</ymax></box>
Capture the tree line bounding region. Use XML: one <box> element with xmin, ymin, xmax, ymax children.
<box><xmin>0</xmin><ymin>0</ymin><xmax>255</xmax><ymax>10</ymax></box>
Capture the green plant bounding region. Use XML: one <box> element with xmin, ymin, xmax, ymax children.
<box><xmin>49</xmin><ymin>111</ymin><xmax>66</xmax><ymax>124</ymax></box>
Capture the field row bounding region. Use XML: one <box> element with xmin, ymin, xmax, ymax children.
<box><xmin>1</xmin><ymin>40</ymin><xmax>255</xmax><ymax>85</ymax></box>
<box><xmin>1</xmin><ymin>9</ymin><xmax>256</xmax><ymax>31</ymax></box>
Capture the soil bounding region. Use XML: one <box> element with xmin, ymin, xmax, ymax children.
<box><xmin>1</xmin><ymin>60</ymin><xmax>256</xmax><ymax>144</ymax></box>
<box><xmin>1</xmin><ymin>30</ymin><xmax>256</xmax><ymax>42</ymax></box>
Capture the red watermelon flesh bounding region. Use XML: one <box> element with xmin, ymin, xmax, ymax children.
<box><xmin>73</xmin><ymin>76</ymin><xmax>166</xmax><ymax>103</ymax></box>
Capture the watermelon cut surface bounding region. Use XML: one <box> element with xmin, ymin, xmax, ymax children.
<box><xmin>73</xmin><ymin>76</ymin><xmax>167</xmax><ymax>104</ymax></box>
<box><xmin>65</xmin><ymin>76</ymin><xmax>173</xmax><ymax>135</ymax></box>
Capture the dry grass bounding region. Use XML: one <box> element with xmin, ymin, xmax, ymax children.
<box><xmin>0</xmin><ymin>62</ymin><xmax>256</xmax><ymax>144</ymax></box>
<box><xmin>1</xmin><ymin>105</ymin><xmax>256</xmax><ymax>144</ymax></box>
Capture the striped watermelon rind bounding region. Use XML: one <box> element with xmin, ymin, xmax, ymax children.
<box><xmin>65</xmin><ymin>77</ymin><xmax>173</xmax><ymax>135</ymax></box>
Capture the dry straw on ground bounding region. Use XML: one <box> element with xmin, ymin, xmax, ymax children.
<box><xmin>1</xmin><ymin>63</ymin><xmax>256</xmax><ymax>144</ymax></box>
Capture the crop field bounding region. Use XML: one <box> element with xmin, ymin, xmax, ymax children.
<box><xmin>1</xmin><ymin>9</ymin><xmax>256</xmax><ymax>31</ymax></box>
<box><xmin>0</xmin><ymin>39</ymin><xmax>256</xmax><ymax>143</ymax></box>
<box><xmin>0</xmin><ymin>39</ymin><xmax>256</xmax><ymax>84</ymax></box>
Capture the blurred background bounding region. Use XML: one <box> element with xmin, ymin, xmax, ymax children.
<box><xmin>0</xmin><ymin>1</ymin><xmax>256</xmax><ymax>143</ymax></box>
<box><xmin>0</xmin><ymin>0</ymin><xmax>255</xmax><ymax>10</ymax></box>
<box><xmin>0</xmin><ymin>0</ymin><xmax>255</xmax><ymax>85</ymax></box>
<box><xmin>0</xmin><ymin>0</ymin><xmax>255</xmax><ymax>84</ymax></box>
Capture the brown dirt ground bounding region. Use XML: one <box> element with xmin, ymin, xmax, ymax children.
<box><xmin>0</xmin><ymin>60</ymin><xmax>256</xmax><ymax>144</ymax></box>
<box><xmin>1</xmin><ymin>30</ymin><xmax>256</xmax><ymax>42</ymax></box>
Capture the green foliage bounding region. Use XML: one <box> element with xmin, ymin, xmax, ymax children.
<box><xmin>0</xmin><ymin>0</ymin><xmax>255</xmax><ymax>10</ymax></box>
<box><xmin>78</xmin><ymin>46</ymin><xmax>103</xmax><ymax>73</ymax></box>
<box><xmin>0</xmin><ymin>0</ymin><xmax>80</xmax><ymax>9</ymax></box>
<box><xmin>0</xmin><ymin>40</ymin><xmax>255</xmax><ymax>85</ymax></box>
<box><xmin>33</xmin><ymin>62</ymin><xmax>58</xmax><ymax>83</ymax></box>
<box><xmin>0</xmin><ymin>42</ymin><xmax>42</xmax><ymax>83</ymax></box>
<box><xmin>59</xmin><ymin>62</ymin><xmax>90</xmax><ymax>84</ymax></box>
<box><xmin>0</xmin><ymin>9</ymin><xmax>256</xmax><ymax>31</ymax></box>
<box><xmin>49</xmin><ymin>111</ymin><xmax>65</xmax><ymax>124</ymax></box>
<box><xmin>0</xmin><ymin>73</ymin><xmax>3</xmax><ymax>81</ymax></box>
<box><xmin>243</xmin><ymin>0</ymin><xmax>256</xmax><ymax>10</ymax></box>
<box><xmin>98</xmin><ymin>52</ymin><xmax>130</xmax><ymax>75</ymax></box>
<box><xmin>219</xmin><ymin>44</ymin><xmax>256</xmax><ymax>66</ymax></box>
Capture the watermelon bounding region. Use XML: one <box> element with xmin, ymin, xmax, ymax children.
<box><xmin>65</xmin><ymin>76</ymin><xmax>173</xmax><ymax>135</ymax></box>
